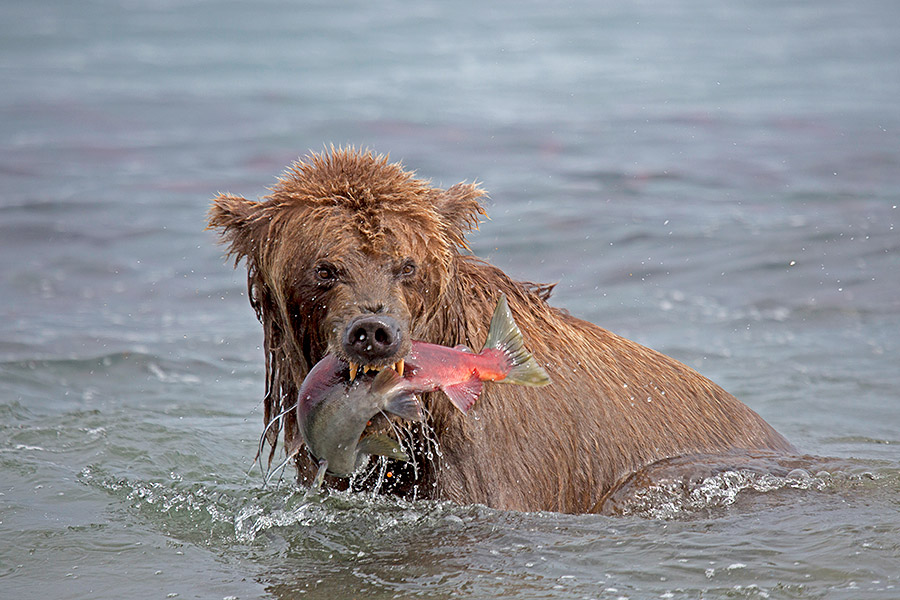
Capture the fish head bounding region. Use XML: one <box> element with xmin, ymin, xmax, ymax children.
<box><xmin>297</xmin><ymin>355</ymin><xmax>422</xmax><ymax>476</ymax></box>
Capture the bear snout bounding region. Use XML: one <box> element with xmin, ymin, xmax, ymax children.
<box><xmin>342</xmin><ymin>314</ymin><xmax>404</xmax><ymax>366</ymax></box>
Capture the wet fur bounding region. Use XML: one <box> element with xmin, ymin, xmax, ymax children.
<box><xmin>209</xmin><ymin>147</ymin><xmax>794</xmax><ymax>513</ymax></box>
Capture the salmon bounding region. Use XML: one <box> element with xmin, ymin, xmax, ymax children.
<box><xmin>387</xmin><ymin>294</ymin><xmax>551</xmax><ymax>413</ymax></box>
<box><xmin>285</xmin><ymin>295</ymin><xmax>550</xmax><ymax>489</ymax></box>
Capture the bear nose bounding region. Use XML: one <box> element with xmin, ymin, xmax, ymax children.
<box><xmin>342</xmin><ymin>314</ymin><xmax>403</xmax><ymax>364</ymax></box>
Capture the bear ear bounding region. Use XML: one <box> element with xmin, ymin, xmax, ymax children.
<box><xmin>207</xmin><ymin>193</ymin><xmax>267</xmax><ymax>264</ymax></box>
<box><xmin>435</xmin><ymin>182</ymin><xmax>488</xmax><ymax>249</ymax></box>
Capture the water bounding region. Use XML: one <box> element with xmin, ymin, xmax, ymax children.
<box><xmin>2</xmin><ymin>0</ymin><xmax>899</xmax><ymax>598</ymax></box>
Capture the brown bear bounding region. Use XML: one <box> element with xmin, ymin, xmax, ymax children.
<box><xmin>208</xmin><ymin>147</ymin><xmax>794</xmax><ymax>513</ymax></box>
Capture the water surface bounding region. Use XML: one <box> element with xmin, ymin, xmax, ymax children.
<box><xmin>2</xmin><ymin>1</ymin><xmax>899</xmax><ymax>598</ymax></box>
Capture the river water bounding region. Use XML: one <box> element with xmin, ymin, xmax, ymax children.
<box><xmin>2</xmin><ymin>1</ymin><xmax>899</xmax><ymax>598</ymax></box>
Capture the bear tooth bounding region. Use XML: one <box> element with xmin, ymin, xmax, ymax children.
<box><xmin>394</xmin><ymin>360</ymin><xmax>404</xmax><ymax>377</ymax></box>
<box><xmin>349</xmin><ymin>363</ymin><xmax>359</xmax><ymax>381</ymax></box>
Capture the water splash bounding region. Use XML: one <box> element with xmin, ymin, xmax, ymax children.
<box><xmin>232</xmin><ymin>490</ymin><xmax>330</xmax><ymax>544</ymax></box>
<box><xmin>78</xmin><ymin>462</ymin><xmax>463</xmax><ymax>551</ymax></box>
<box><xmin>79</xmin><ymin>464</ymin><xmax>245</xmax><ymax>544</ymax></box>
<box><xmin>609</xmin><ymin>465</ymin><xmax>880</xmax><ymax>520</ymax></box>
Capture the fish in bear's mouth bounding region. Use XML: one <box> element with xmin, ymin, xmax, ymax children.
<box><xmin>281</xmin><ymin>295</ymin><xmax>551</xmax><ymax>485</ymax></box>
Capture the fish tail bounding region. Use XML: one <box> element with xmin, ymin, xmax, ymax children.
<box><xmin>483</xmin><ymin>294</ymin><xmax>552</xmax><ymax>387</ymax></box>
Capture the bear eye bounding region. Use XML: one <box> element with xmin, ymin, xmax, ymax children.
<box><xmin>398</xmin><ymin>260</ymin><xmax>417</xmax><ymax>278</ymax></box>
<box><xmin>314</xmin><ymin>262</ymin><xmax>338</xmax><ymax>284</ymax></box>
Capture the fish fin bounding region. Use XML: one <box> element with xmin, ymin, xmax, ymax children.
<box><xmin>357</xmin><ymin>434</ymin><xmax>409</xmax><ymax>462</ymax></box>
<box><xmin>310</xmin><ymin>459</ymin><xmax>328</xmax><ymax>492</ymax></box>
<box><xmin>483</xmin><ymin>294</ymin><xmax>552</xmax><ymax>387</ymax></box>
<box><xmin>370</xmin><ymin>368</ymin><xmax>424</xmax><ymax>422</ymax></box>
<box><xmin>442</xmin><ymin>377</ymin><xmax>483</xmax><ymax>414</ymax></box>
<box><xmin>386</xmin><ymin>392</ymin><xmax>424</xmax><ymax>422</ymax></box>
<box><xmin>370</xmin><ymin>366</ymin><xmax>403</xmax><ymax>395</ymax></box>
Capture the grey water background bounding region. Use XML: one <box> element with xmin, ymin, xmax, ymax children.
<box><xmin>1</xmin><ymin>0</ymin><xmax>899</xmax><ymax>598</ymax></box>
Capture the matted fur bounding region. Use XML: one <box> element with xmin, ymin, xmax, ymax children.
<box><xmin>208</xmin><ymin>147</ymin><xmax>794</xmax><ymax>513</ymax></box>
